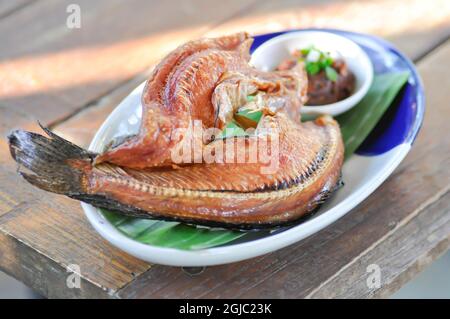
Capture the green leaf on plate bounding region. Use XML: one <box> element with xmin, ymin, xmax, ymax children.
<box><xmin>336</xmin><ymin>71</ymin><xmax>410</xmax><ymax>159</ymax></box>
<box><xmin>101</xmin><ymin>209</ymin><xmax>246</xmax><ymax>250</ymax></box>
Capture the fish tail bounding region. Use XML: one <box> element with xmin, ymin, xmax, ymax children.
<box><xmin>7</xmin><ymin>124</ymin><xmax>95</xmax><ymax>195</ymax></box>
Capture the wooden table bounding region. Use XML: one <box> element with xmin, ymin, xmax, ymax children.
<box><xmin>0</xmin><ymin>0</ymin><xmax>449</xmax><ymax>299</ymax></box>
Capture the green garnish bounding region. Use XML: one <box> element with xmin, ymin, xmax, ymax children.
<box><xmin>236</xmin><ymin>108</ymin><xmax>263</xmax><ymax>123</ymax></box>
<box><xmin>216</xmin><ymin>121</ymin><xmax>248</xmax><ymax>139</ymax></box>
<box><xmin>325</xmin><ymin>66</ymin><xmax>338</xmax><ymax>82</ymax></box>
<box><xmin>299</xmin><ymin>46</ymin><xmax>338</xmax><ymax>82</ymax></box>
<box><xmin>306</xmin><ymin>62</ymin><xmax>320</xmax><ymax>75</ymax></box>
<box><xmin>246</xmin><ymin>95</ymin><xmax>255</xmax><ymax>102</ymax></box>
<box><xmin>300</xmin><ymin>46</ymin><xmax>312</xmax><ymax>56</ymax></box>
<box><xmin>321</xmin><ymin>56</ymin><xmax>334</xmax><ymax>68</ymax></box>
<box><xmin>216</xmin><ymin>98</ymin><xmax>265</xmax><ymax>138</ymax></box>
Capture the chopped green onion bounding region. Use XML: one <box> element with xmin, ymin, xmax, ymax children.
<box><xmin>300</xmin><ymin>47</ymin><xmax>336</xmax><ymax>78</ymax></box>
<box><xmin>306</xmin><ymin>62</ymin><xmax>320</xmax><ymax>75</ymax></box>
<box><xmin>325</xmin><ymin>66</ymin><xmax>338</xmax><ymax>82</ymax></box>
<box><xmin>300</xmin><ymin>47</ymin><xmax>312</xmax><ymax>56</ymax></box>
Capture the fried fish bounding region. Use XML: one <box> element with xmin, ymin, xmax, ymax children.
<box><xmin>8</xmin><ymin>33</ymin><xmax>344</xmax><ymax>230</ymax></box>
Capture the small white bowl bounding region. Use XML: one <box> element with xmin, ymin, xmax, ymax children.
<box><xmin>251</xmin><ymin>31</ymin><xmax>373</xmax><ymax>116</ymax></box>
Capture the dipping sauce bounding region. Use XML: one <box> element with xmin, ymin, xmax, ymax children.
<box><xmin>278</xmin><ymin>47</ymin><xmax>355</xmax><ymax>105</ymax></box>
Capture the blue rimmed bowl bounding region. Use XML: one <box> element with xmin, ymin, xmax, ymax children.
<box><xmin>82</xmin><ymin>29</ymin><xmax>424</xmax><ymax>266</ymax></box>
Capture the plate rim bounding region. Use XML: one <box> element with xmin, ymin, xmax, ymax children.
<box><xmin>82</xmin><ymin>29</ymin><xmax>425</xmax><ymax>266</ymax></box>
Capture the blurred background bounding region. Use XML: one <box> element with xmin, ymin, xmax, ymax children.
<box><xmin>0</xmin><ymin>0</ymin><xmax>449</xmax><ymax>298</ymax></box>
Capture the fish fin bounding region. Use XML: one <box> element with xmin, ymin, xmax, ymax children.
<box><xmin>7</xmin><ymin>125</ymin><xmax>95</xmax><ymax>195</ymax></box>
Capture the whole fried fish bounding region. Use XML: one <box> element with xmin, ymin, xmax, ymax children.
<box><xmin>8</xmin><ymin>33</ymin><xmax>344</xmax><ymax>230</ymax></box>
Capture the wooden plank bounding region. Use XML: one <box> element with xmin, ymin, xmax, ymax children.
<box><xmin>0</xmin><ymin>195</ymin><xmax>150</xmax><ymax>298</ymax></box>
<box><xmin>115</xmin><ymin>40</ymin><xmax>450</xmax><ymax>298</ymax></box>
<box><xmin>53</xmin><ymin>0</ymin><xmax>450</xmax><ymax>148</ymax></box>
<box><xmin>52</xmin><ymin>73</ymin><xmax>149</xmax><ymax>147</ymax></box>
<box><xmin>207</xmin><ymin>0</ymin><xmax>450</xmax><ymax>61</ymax></box>
<box><xmin>0</xmin><ymin>231</ymin><xmax>110</xmax><ymax>298</ymax></box>
<box><xmin>307</xmin><ymin>190</ymin><xmax>450</xmax><ymax>299</ymax></box>
<box><xmin>0</xmin><ymin>143</ymin><xmax>152</xmax><ymax>297</ymax></box>
<box><xmin>0</xmin><ymin>0</ymin><xmax>258</xmax><ymax>123</ymax></box>
<box><xmin>0</xmin><ymin>86</ymin><xmax>152</xmax><ymax>299</ymax></box>
<box><xmin>0</xmin><ymin>0</ymin><xmax>34</xmax><ymax>19</ymax></box>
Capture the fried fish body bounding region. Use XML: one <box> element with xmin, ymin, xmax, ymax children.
<box><xmin>9</xmin><ymin>114</ymin><xmax>342</xmax><ymax>229</ymax></box>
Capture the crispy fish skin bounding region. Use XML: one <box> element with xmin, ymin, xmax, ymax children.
<box><xmin>8</xmin><ymin>114</ymin><xmax>343</xmax><ymax>229</ymax></box>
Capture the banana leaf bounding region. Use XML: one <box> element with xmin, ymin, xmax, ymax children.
<box><xmin>101</xmin><ymin>209</ymin><xmax>246</xmax><ymax>250</ymax></box>
<box><xmin>336</xmin><ymin>71</ymin><xmax>410</xmax><ymax>159</ymax></box>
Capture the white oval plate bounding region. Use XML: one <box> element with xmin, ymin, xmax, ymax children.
<box><xmin>82</xmin><ymin>29</ymin><xmax>424</xmax><ymax>266</ymax></box>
